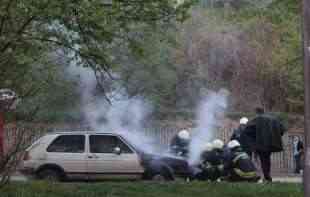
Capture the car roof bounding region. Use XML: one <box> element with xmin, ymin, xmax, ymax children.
<box><xmin>46</xmin><ymin>131</ymin><xmax>149</xmax><ymax>155</ymax></box>
<box><xmin>48</xmin><ymin>131</ymin><xmax>140</xmax><ymax>153</ymax></box>
<box><xmin>49</xmin><ymin>131</ymin><xmax>122</xmax><ymax>136</ymax></box>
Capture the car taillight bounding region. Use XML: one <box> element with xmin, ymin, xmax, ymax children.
<box><xmin>23</xmin><ymin>151</ymin><xmax>31</xmax><ymax>161</ymax></box>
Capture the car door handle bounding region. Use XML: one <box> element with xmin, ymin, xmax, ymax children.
<box><xmin>88</xmin><ymin>155</ymin><xmax>99</xmax><ymax>159</ymax></box>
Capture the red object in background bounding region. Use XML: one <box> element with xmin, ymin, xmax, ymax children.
<box><xmin>0</xmin><ymin>112</ymin><xmax>4</xmax><ymax>157</ymax></box>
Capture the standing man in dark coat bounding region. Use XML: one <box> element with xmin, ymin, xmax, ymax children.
<box><xmin>244</xmin><ymin>107</ymin><xmax>286</xmax><ymax>182</ymax></box>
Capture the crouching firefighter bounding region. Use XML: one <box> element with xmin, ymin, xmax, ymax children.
<box><xmin>225</xmin><ymin>140</ymin><xmax>260</xmax><ymax>182</ymax></box>
<box><xmin>170</xmin><ymin>129</ymin><xmax>190</xmax><ymax>157</ymax></box>
<box><xmin>198</xmin><ymin>139</ymin><xmax>225</xmax><ymax>181</ymax></box>
<box><xmin>194</xmin><ymin>142</ymin><xmax>214</xmax><ymax>180</ymax></box>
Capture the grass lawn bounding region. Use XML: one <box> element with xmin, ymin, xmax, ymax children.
<box><xmin>0</xmin><ymin>181</ymin><xmax>303</xmax><ymax>197</ymax></box>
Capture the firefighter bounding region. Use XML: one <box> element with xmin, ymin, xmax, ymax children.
<box><xmin>231</xmin><ymin>117</ymin><xmax>253</xmax><ymax>157</ymax></box>
<box><xmin>170</xmin><ymin>129</ymin><xmax>190</xmax><ymax>157</ymax></box>
<box><xmin>195</xmin><ymin>142</ymin><xmax>214</xmax><ymax>180</ymax></box>
<box><xmin>199</xmin><ymin>139</ymin><xmax>225</xmax><ymax>181</ymax></box>
<box><xmin>200</xmin><ymin>142</ymin><xmax>214</xmax><ymax>161</ymax></box>
<box><xmin>225</xmin><ymin>140</ymin><xmax>260</xmax><ymax>182</ymax></box>
<box><xmin>231</xmin><ymin>117</ymin><xmax>248</xmax><ymax>142</ymax></box>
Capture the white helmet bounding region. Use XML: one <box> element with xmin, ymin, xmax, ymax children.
<box><xmin>212</xmin><ymin>139</ymin><xmax>224</xmax><ymax>149</ymax></box>
<box><xmin>178</xmin><ymin>129</ymin><xmax>190</xmax><ymax>140</ymax></box>
<box><xmin>202</xmin><ymin>142</ymin><xmax>213</xmax><ymax>152</ymax></box>
<box><xmin>240</xmin><ymin>117</ymin><xmax>248</xmax><ymax>125</ymax></box>
<box><xmin>227</xmin><ymin>140</ymin><xmax>241</xmax><ymax>149</ymax></box>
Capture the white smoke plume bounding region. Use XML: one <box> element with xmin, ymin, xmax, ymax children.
<box><xmin>188</xmin><ymin>89</ymin><xmax>229</xmax><ymax>165</ymax></box>
<box><xmin>68</xmin><ymin>65</ymin><xmax>157</xmax><ymax>154</ymax></box>
<box><xmin>68</xmin><ymin>64</ymin><xmax>230</xmax><ymax>159</ymax></box>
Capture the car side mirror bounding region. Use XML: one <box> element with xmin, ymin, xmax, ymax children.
<box><xmin>113</xmin><ymin>147</ymin><xmax>121</xmax><ymax>155</ymax></box>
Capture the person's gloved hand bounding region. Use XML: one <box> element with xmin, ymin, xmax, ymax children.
<box><xmin>217</xmin><ymin>164</ymin><xmax>224</xmax><ymax>171</ymax></box>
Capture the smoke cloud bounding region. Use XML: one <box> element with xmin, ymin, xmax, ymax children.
<box><xmin>188</xmin><ymin>89</ymin><xmax>229</xmax><ymax>165</ymax></box>
<box><xmin>67</xmin><ymin>65</ymin><xmax>158</xmax><ymax>154</ymax></box>
<box><xmin>68</xmin><ymin>64</ymin><xmax>229</xmax><ymax>161</ymax></box>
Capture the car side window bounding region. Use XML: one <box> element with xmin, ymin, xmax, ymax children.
<box><xmin>47</xmin><ymin>135</ymin><xmax>85</xmax><ymax>153</ymax></box>
<box><xmin>89</xmin><ymin>135</ymin><xmax>133</xmax><ymax>154</ymax></box>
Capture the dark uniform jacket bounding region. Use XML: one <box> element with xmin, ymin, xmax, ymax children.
<box><xmin>231</xmin><ymin>125</ymin><xmax>246</xmax><ymax>142</ymax></box>
<box><xmin>244</xmin><ymin>114</ymin><xmax>286</xmax><ymax>153</ymax></box>
<box><xmin>231</xmin><ymin>125</ymin><xmax>254</xmax><ymax>154</ymax></box>
<box><xmin>200</xmin><ymin>149</ymin><xmax>225</xmax><ymax>180</ymax></box>
<box><xmin>170</xmin><ymin>136</ymin><xmax>189</xmax><ymax>156</ymax></box>
<box><xmin>239</xmin><ymin>127</ymin><xmax>256</xmax><ymax>154</ymax></box>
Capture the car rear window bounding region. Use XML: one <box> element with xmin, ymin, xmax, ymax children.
<box><xmin>47</xmin><ymin>135</ymin><xmax>85</xmax><ymax>153</ymax></box>
<box><xmin>89</xmin><ymin>135</ymin><xmax>133</xmax><ymax>154</ymax></box>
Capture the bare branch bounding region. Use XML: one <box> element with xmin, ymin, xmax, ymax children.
<box><xmin>1</xmin><ymin>15</ymin><xmax>36</xmax><ymax>53</ymax></box>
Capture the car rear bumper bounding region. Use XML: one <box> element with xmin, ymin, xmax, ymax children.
<box><xmin>19</xmin><ymin>167</ymin><xmax>35</xmax><ymax>175</ymax></box>
<box><xmin>18</xmin><ymin>162</ymin><xmax>36</xmax><ymax>176</ymax></box>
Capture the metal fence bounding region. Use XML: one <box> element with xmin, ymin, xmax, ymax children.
<box><xmin>3</xmin><ymin>123</ymin><xmax>303</xmax><ymax>175</ymax></box>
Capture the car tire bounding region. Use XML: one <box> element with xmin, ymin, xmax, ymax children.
<box><xmin>38</xmin><ymin>169</ymin><xmax>62</xmax><ymax>182</ymax></box>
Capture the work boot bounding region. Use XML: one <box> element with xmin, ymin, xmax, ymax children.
<box><xmin>264</xmin><ymin>177</ymin><xmax>272</xmax><ymax>183</ymax></box>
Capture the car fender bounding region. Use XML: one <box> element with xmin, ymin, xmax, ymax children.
<box><xmin>36</xmin><ymin>163</ymin><xmax>66</xmax><ymax>177</ymax></box>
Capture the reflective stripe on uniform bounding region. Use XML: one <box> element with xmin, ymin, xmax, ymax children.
<box><xmin>233</xmin><ymin>153</ymin><xmax>249</xmax><ymax>164</ymax></box>
<box><xmin>233</xmin><ymin>168</ymin><xmax>257</xmax><ymax>178</ymax></box>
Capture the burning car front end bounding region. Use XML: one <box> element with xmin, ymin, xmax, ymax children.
<box><xmin>138</xmin><ymin>151</ymin><xmax>193</xmax><ymax>180</ymax></box>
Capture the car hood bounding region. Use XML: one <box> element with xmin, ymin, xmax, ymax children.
<box><xmin>139</xmin><ymin>151</ymin><xmax>190</xmax><ymax>174</ymax></box>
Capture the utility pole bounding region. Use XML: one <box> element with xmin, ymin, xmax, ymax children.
<box><xmin>303</xmin><ymin>0</ymin><xmax>310</xmax><ymax>195</ymax></box>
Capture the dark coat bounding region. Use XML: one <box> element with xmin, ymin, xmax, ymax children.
<box><xmin>244</xmin><ymin>114</ymin><xmax>286</xmax><ymax>153</ymax></box>
<box><xmin>239</xmin><ymin>126</ymin><xmax>256</xmax><ymax>154</ymax></box>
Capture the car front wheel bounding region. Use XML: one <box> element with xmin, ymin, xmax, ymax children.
<box><xmin>38</xmin><ymin>169</ymin><xmax>62</xmax><ymax>182</ymax></box>
<box><xmin>147</xmin><ymin>162</ymin><xmax>175</xmax><ymax>181</ymax></box>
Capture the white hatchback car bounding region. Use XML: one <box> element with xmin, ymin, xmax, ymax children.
<box><xmin>20</xmin><ymin>132</ymin><xmax>191</xmax><ymax>181</ymax></box>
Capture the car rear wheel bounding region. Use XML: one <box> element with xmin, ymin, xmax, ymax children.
<box><xmin>38</xmin><ymin>169</ymin><xmax>62</xmax><ymax>182</ymax></box>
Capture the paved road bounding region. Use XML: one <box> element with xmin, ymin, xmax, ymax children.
<box><xmin>273</xmin><ymin>177</ymin><xmax>302</xmax><ymax>183</ymax></box>
<box><xmin>10</xmin><ymin>175</ymin><xmax>28</xmax><ymax>181</ymax></box>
